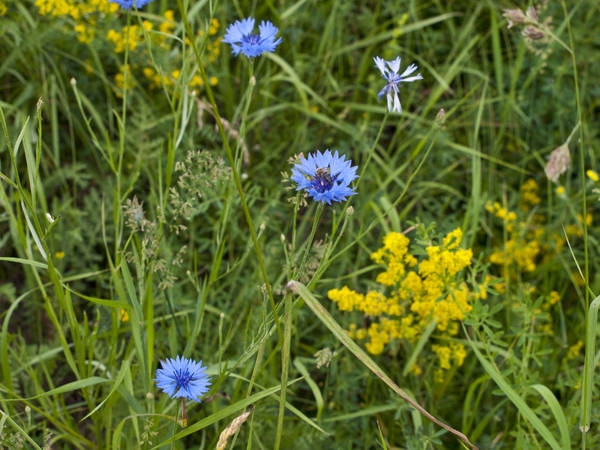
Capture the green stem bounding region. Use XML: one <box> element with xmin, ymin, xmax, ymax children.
<box><xmin>176</xmin><ymin>2</ymin><xmax>280</xmax><ymax>339</ymax></box>
<box><xmin>275</xmin><ymin>292</ymin><xmax>293</xmax><ymax>450</ymax></box>
<box><xmin>580</xmin><ymin>295</ymin><xmax>600</xmax><ymax>437</ymax></box>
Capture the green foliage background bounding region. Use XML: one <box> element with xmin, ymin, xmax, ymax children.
<box><xmin>1</xmin><ymin>0</ymin><xmax>599</xmax><ymax>448</ymax></box>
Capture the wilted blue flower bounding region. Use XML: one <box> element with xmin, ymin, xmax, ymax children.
<box><xmin>155</xmin><ymin>356</ymin><xmax>211</xmax><ymax>402</ymax></box>
<box><xmin>374</xmin><ymin>56</ymin><xmax>423</xmax><ymax>114</ymax></box>
<box><xmin>223</xmin><ymin>17</ymin><xmax>282</xmax><ymax>57</ymax></box>
<box><xmin>291</xmin><ymin>150</ymin><xmax>358</xmax><ymax>204</ymax></box>
<box><xmin>109</xmin><ymin>0</ymin><xmax>154</xmax><ymax>9</ymax></box>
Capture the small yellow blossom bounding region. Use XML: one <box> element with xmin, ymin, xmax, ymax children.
<box><xmin>409</xmin><ymin>364</ymin><xmax>422</xmax><ymax>376</ymax></box>
<box><xmin>142</xmin><ymin>20</ymin><xmax>153</xmax><ymax>32</ymax></box>
<box><xmin>442</xmin><ymin>228</ymin><xmax>463</xmax><ymax>249</ymax></box>
<box><xmin>159</xmin><ymin>10</ymin><xmax>176</xmax><ymax>35</ymax></box>
<box><xmin>208</xmin><ymin>18</ymin><xmax>220</xmax><ymax>35</ymax></box>
<box><xmin>486</xmin><ymin>201</ymin><xmax>517</xmax><ymax>225</ymax></box>
<box><xmin>328</xmin><ymin>286</ymin><xmax>361</xmax><ymax>312</ymax></box>
<box><xmin>107</xmin><ymin>26</ymin><xmax>143</xmax><ymax>53</ymax></box>
<box><xmin>114</xmin><ymin>64</ymin><xmax>135</xmax><ymax>96</ymax></box>
<box><xmin>362</xmin><ymin>291</ymin><xmax>388</xmax><ymax>316</ymax></box>
<box><xmin>451</xmin><ymin>343</ymin><xmax>467</xmax><ymax>366</ymax></box>
<box><xmin>355</xmin><ymin>328</ymin><xmax>367</xmax><ymax>340</ymax></box>
<box><xmin>75</xmin><ymin>24</ymin><xmax>94</xmax><ymax>44</ymax></box>
<box><xmin>520</xmin><ymin>179</ymin><xmax>541</xmax><ymax>208</ymax></box>
<box><xmin>565</xmin><ymin>213</ymin><xmax>593</xmax><ymax>237</ymax></box>
<box><xmin>587</xmin><ymin>170</ymin><xmax>599</xmax><ymax>182</ymax></box>
<box><xmin>119</xmin><ymin>308</ymin><xmax>130</xmax><ymax>323</ymax></box>
<box><xmin>567</xmin><ymin>340</ymin><xmax>583</xmax><ymax>360</ymax></box>
<box><xmin>189</xmin><ymin>75</ymin><xmax>204</xmax><ymax>88</ymax></box>
<box><xmin>432</xmin><ymin>344</ymin><xmax>452</xmax><ymax>370</ymax></box>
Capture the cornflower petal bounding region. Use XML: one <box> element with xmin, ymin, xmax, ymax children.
<box><xmin>109</xmin><ymin>0</ymin><xmax>154</xmax><ymax>9</ymax></box>
<box><xmin>373</xmin><ymin>55</ymin><xmax>423</xmax><ymax>114</ymax></box>
<box><xmin>155</xmin><ymin>355</ymin><xmax>211</xmax><ymax>402</ymax></box>
<box><xmin>291</xmin><ymin>150</ymin><xmax>358</xmax><ymax>204</ymax></box>
<box><xmin>387</xmin><ymin>57</ymin><xmax>401</xmax><ymax>73</ymax></box>
<box><xmin>223</xmin><ymin>17</ymin><xmax>282</xmax><ymax>57</ymax></box>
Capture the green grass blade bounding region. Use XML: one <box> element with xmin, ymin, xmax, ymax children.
<box><xmin>287</xmin><ymin>280</ymin><xmax>477</xmax><ymax>450</ymax></box>
<box><xmin>468</xmin><ymin>341</ymin><xmax>562</xmax><ymax>450</ymax></box>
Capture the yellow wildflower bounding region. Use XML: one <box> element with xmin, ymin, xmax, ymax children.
<box><xmin>75</xmin><ymin>24</ymin><xmax>94</xmax><ymax>44</ymax></box>
<box><xmin>114</xmin><ymin>64</ymin><xmax>135</xmax><ymax>96</ymax></box>
<box><xmin>328</xmin><ymin>286</ymin><xmax>361</xmax><ymax>312</ymax></box>
<box><xmin>107</xmin><ymin>26</ymin><xmax>142</xmax><ymax>53</ymax></box>
<box><xmin>330</xmin><ymin>228</ymin><xmax>474</xmax><ymax>372</ymax></box>
<box><xmin>442</xmin><ymin>228</ymin><xmax>463</xmax><ymax>249</ymax></box>
<box><xmin>567</xmin><ymin>340</ymin><xmax>583</xmax><ymax>360</ymax></box>
<box><xmin>119</xmin><ymin>308</ymin><xmax>130</xmax><ymax>323</ymax></box>
<box><xmin>208</xmin><ymin>18</ymin><xmax>220</xmax><ymax>35</ymax></box>
<box><xmin>432</xmin><ymin>344</ymin><xmax>451</xmax><ymax>370</ymax></box>
<box><xmin>160</xmin><ymin>10</ymin><xmax>176</xmax><ymax>35</ymax></box>
<box><xmin>451</xmin><ymin>343</ymin><xmax>467</xmax><ymax>366</ymax></box>
<box><xmin>587</xmin><ymin>170</ymin><xmax>599</xmax><ymax>182</ymax></box>
<box><xmin>520</xmin><ymin>178</ymin><xmax>541</xmax><ymax>208</ymax></box>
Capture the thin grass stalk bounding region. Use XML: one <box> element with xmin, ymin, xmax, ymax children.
<box><xmin>467</xmin><ymin>334</ymin><xmax>564</xmax><ymax>450</ymax></box>
<box><xmin>580</xmin><ymin>295</ymin><xmax>600</xmax><ymax>439</ymax></box>
<box><xmin>297</xmin><ymin>203</ymin><xmax>323</xmax><ymax>277</ymax></box>
<box><xmin>275</xmin><ymin>292</ymin><xmax>294</xmax><ymax>450</ymax></box>
<box><xmin>176</xmin><ymin>0</ymin><xmax>281</xmax><ymax>340</ymax></box>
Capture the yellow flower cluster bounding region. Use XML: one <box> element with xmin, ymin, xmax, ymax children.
<box><xmin>485</xmin><ymin>201</ymin><xmax>517</xmax><ymax>228</ymax></box>
<box><xmin>489</xmin><ymin>237</ymin><xmax>541</xmax><ymax>273</ymax></box>
<box><xmin>107</xmin><ymin>22</ymin><xmax>153</xmax><ymax>53</ymax></box>
<box><xmin>486</xmin><ymin>179</ymin><xmax>555</xmax><ymax>274</ymax></box>
<box><xmin>114</xmin><ymin>64</ymin><xmax>135</xmax><ymax>96</ymax></box>
<box><xmin>564</xmin><ymin>212</ymin><xmax>593</xmax><ymax>238</ymax></box>
<box><xmin>33</xmin><ymin>4</ymin><xmax>221</xmax><ymax>95</ymax></box>
<box><xmin>35</xmin><ymin>0</ymin><xmax>118</xmax><ymax>43</ymax></box>
<box><xmin>138</xmin><ymin>16</ymin><xmax>221</xmax><ymax>92</ymax></box>
<box><xmin>35</xmin><ymin>0</ymin><xmax>118</xmax><ymax>19</ymax></box>
<box><xmin>328</xmin><ymin>228</ymin><xmax>475</xmax><ymax>373</ymax></box>
<box><xmin>520</xmin><ymin>178</ymin><xmax>541</xmax><ymax>209</ymax></box>
<box><xmin>487</xmin><ymin>178</ymin><xmax>593</xmax><ymax>278</ymax></box>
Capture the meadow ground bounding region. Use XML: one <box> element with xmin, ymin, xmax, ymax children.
<box><xmin>1</xmin><ymin>0</ymin><xmax>599</xmax><ymax>448</ymax></box>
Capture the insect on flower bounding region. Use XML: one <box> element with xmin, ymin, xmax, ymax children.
<box><xmin>314</xmin><ymin>167</ymin><xmax>333</xmax><ymax>186</ymax></box>
<box><xmin>291</xmin><ymin>150</ymin><xmax>358</xmax><ymax>204</ymax></box>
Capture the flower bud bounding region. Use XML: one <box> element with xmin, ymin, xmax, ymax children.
<box><xmin>545</xmin><ymin>144</ymin><xmax>570</xmax><ymax>182</ymax></box>
<box><xmin>502</xmin><ymin>8</ymin><xmax>526</xmax><ymax>28</ymax></box>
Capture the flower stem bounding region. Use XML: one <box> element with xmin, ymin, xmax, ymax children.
<box><xmin>181</xmin><ymin>398</ymin><xmax>187</xmax><ymax>427</ymax></box>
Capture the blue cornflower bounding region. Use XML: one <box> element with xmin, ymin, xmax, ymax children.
<box><xmin>155</xmin><ymin>356</ymin><xmax>211</xmax><ymax>402</ymax></box>
<box><xmin>374</xmin><ymin>56</ymin><xmax>423</xmax><ymax>114</ymax></box>
<box><xmin>109</xmin><ymin>0</ymin><xmax>154</xmax><ymax>9</ymax></box>
<box><xmin>223</xmin><ymin>17</ymin><xmax>282</xmax><ymax>57</ymax></box>
<box><xmin>291</xmin><ymin>150</ymin><xmax>358</xmax><ymax>204</ymax></box>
